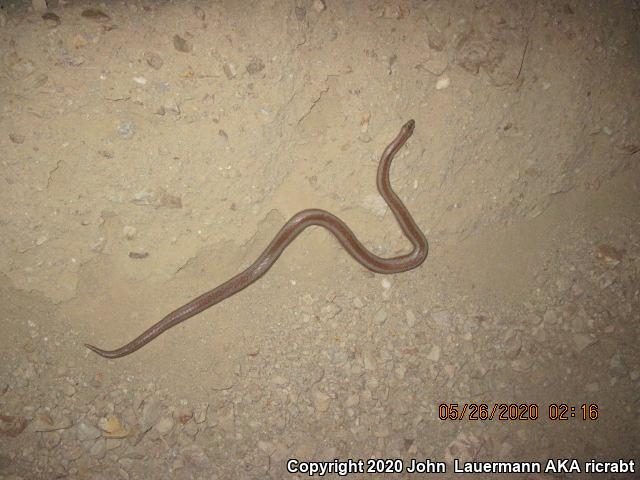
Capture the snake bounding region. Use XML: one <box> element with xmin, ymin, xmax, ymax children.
<box><xmin>85</xmin><ymin>119</ymin><xmax>428</xmax><ymax>358</ymax></box>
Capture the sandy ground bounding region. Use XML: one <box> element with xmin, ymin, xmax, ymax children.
<box><xmin>1</xmin><ymin>0</ymin><xmax>639</xmax><ymax>478</ymax></box>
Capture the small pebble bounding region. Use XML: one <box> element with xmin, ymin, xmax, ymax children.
<box><xmin>313</xmin><ymin>0</ymin><xmax>326</xmax><ymax>13</ymax></box>
<box><xmin>123</xmin><ymin>226</ymin><xmax>136</xmax><ymax>240</ymax></box>
<box><xmin>381</xmin><ymin>279</ymin><xmax>391</xmax><ymax>289</ymax></box>
<box><xmin>76</xmin><ymin>422</ymin><xmax>101</xmax><ymax>441</ymax></box>
<box><xmin>374</xmin><ymin>308</ymin><xmax>388</xmax><ymax>324</ymax></box>
<box><xmin>223</xmin><ymin>63</ymin><xmax>237</xmax><ymax>79</ymax></box>
<box><xmin>173</xmin><ymin>34</ymin><xmax>192</xmax><ymax>53</ymax></box>
<box><xmin>427</xmin><ymin>345</ymin><xmax>441</xmax><ymax>361</ymax></box>
<box><xmin>144</xmin><ymin>51</ymin><xmax>164</xmax><ymax>70</ymax></box>
<box><xmin>436</xmin><ymin>76</ymin><xmax>451</xmax><ymax>90</ymax></box>
<box><xmin>155</xmin><ymin>416</ymin><xmax>174</xmax><ymax>435</ymax></box>
<box><xmin>117</xmin><ymin>122</ymin><xmax>135</xmax><ymax>138</ymax></box>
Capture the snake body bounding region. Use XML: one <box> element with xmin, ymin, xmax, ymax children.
<box><xmin>85</xmin><ymin>119</ymin><xmax>428</xmax><ymax>358</ymax></box>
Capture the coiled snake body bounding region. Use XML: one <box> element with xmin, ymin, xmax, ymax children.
<box><xmin>85</xmin><ymin>119</ymin><xmax>428</xmax><ymax>358</ymax></box>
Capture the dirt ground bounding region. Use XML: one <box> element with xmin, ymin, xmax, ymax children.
<box><xmin>1</xmin><ymin>0</ymin><xmax>639</xmax><ymax>479</ymax></box>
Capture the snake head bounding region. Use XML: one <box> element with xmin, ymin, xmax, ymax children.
<box><xmin>403</xmin><ymin>119</ymin><xmax>416</xmax><ymax>135</ymax></box>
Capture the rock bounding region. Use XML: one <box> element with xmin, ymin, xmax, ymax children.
<box><xmin>123</xmin><ymin>226</ymin><xmax>136</xmax><ymax>240</ymax></box>
<box><xmin>193</xmin><ymin>403</ymin><xmax>208</xmax><ymax>424</ymax></box>
<box><xmin>89</xmin><ymin>438</ymin><xmax>106</xmax><ymax>458</ymax></box>
<box><xmin>10</xmin><ymin>133</ymin><xmax>26</xmax><ymax>144</ymax></box>
<box><xmin>405</xmin><ymin>309</ymin><xmax>416</xmax><ymax>327</ymax></box>
<box><xmin>595</xmin><ymin>244</ymin><xmax>624</xmax><ymax>265</ymax></box>
<box><xmin>141</xmin><ymin>397</ymin><xmax>162</xmax><ymax>430</ymax></box>
<box><xmin>313</xmin><ymin>0</ymin><xmax>326</xmax><ymax>13</ymax></box>
<box><xmin>62</xmin><ymin>384</ymin><xmax>76</xmax><ymax>397</ymax></box>
<box><xmin>374</xmin><ymin>308</ymin><xmax>388</xmax><ymax>324</ymax></box>
<box><xmin>431</xmin><ymin>310</ymin><xmax>450</xmax><ymax>325</ymax></box>
<box><xmin>223</xmin><ymin>63</ymin><xmax>237</xmax><ymax>79</ymax></box>
<box><xmin>155</xmin><ymin>416</ymin><xmax>174</xmax><ymax>435</ymax></box>
<box><xmin>427</xmin><ymin>345</ymin><xmax>441</xmax><ymax>362</ymax></box>
<box><xmin>0</xmin><ymin>415</ymin><xmax>28</xmax><ymax>437</ymax></box>
<box><xmin>162</xmin><ymin>98</ymin><xmax>181</xmax><ymax>115</ymax></box>
<box><xmin>32</xmin><ymin>0</ymin><xmax>47</xmax><ymax>12</ymax></box>
<box><xmin>62</xmin><ymin>443</ymin><xmax>84</xmax><ymax>461</ymax></box>
<box><xmin>76</xmin><ymin>422</ymin><xmax>101</xmax><ymax>441</ymax></box>
<box><xmin>144</xmin><ymin>51</ymin><xmax>163</xmax><ymax>70</ymax></box>
<box><xmin>42</xmin><ymin>12</ymin><xmax>61</xmax><ymax>28</ymax></box>
<box><xmin>71</xmin><ymin>33</ymin><xmax>89</xmax><ymax>49</ymax></box>
<box><xmin>572</xmin><ymin>333</ymin><xmax>596</xmax><ymax>352</ymax></box>
<box><xmin>246</xmin><ymin>57</ymin><xmax>265</xmax><ymax>75</ymax></box>
<box><xmin>381</xmin><ymin>279</ymin><xmax>391</xmax><ymax>289</ymax></box>
<box><xmin>81</xmin><ymin>8</ymin><xmax>110</xmax><ymax>22</ymax></box>
<box><xmin>173</xmin><ymin>34</ymin><xmax>192</xmax><ymax>53</ymax></box>
<box><xmin>435</xmin><ymin>76</ymin><xmax>451</xmax><ymax>90</ymax></box>
<box><xmin>182</xmin><ymin>444</ymin><xmax>209</xmax><ymax>467</ymax></box>
<box><xmin>272</xmin><ymin>375</ymin><xmax>288</xmax><ymax>386</ymax></box>
<box><xmin>295</xmin><ymin>6</ymin><xmax>306</xmax><ymax>20</ymax></box>
<box><xmin>173</xmin><ymin>406</ymin><xmax>193</xmax><ymax>425</ymax></box>
<box><xmin>194</xmin><ymin>6</ymin><xmax>205</xmax><ymax>21</ymax></box>
<box><xmin>42</xmin><ymin>431</ymin><xmax>61</xmax><ymax>449</ymax></box>
<box><xmin>423</xmin><ymin>52</ymin><xmax>448</xmax><ymax>75</ymax></box>
<box><xmin>352</xmin><ymin>297</ymin><xmax>364</xmax><ymax>309</ymax></box>
<box><xmin>183</xmin><ymin>422</ymin><xmax>199</xmax><ymax>439</ymax></box>
<box><xmin>381</xmin><ymin>3</ymin><xmax>409</xmax><ymax>19</ymax></box>
<box><xmin>98</xmin><ymin>415</ymin><xmax>131</xmax><ymax>438</ymax></box>
<box><xmin>313</xmin><ymin>392</ymin><xmax>331</xmax><ymax>412</ymax></box>
<box><xmin>117</xmin><ymin>121</ymin><xmax>135</xmax><ymax>138</ymax></box>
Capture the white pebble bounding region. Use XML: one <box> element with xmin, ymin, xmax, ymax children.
<box><xmin>435</xmin><ymin>76</ymin><xmax>450</xmax><ymax>90</ymax></box>
<box><xmin>381</xmin><ymin>279</ymin><xmax>391</xmax><ymax>289</ymax></box>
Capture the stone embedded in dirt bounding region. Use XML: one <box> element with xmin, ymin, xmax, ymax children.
<box><xmin>405</xmin><ymin>309</ymin><xmax>416</xmax><ymax>327</ymax></box>
<box><xmin>183</xmin><ymin>421</ymin><xmax>199</xmax><ymax>438</ymax></box>
<box><xmin>81</xmin><ymin>8</ymin><xmax>110</xmax><ymax>23</ymax></box>
<box><xmin>173</xmin><ymin>34</ymin><xmax>192</xmax><ymax>53</ymax></box>
<box><xmin>174</xmin><ymin>406</ymin><xmax>193</xmax><ymax>425</ymax></box>
<box><xmin>423</xmin><ymin>51</ymin><xmax>449</xmax><ymax>75</ymax></box>
<box><xmin>313</xmin><ymin>391</ymin><xmax>331</xmax><ymax>412</ymax></box>
<box><xmin>374</xmin><ymin>308</ymin><xmax>388</xmax><ymax>324</ymax></box>
<box><xmin>427</xmin><ymin>345</ymin><xmax>441</xmax><ymax>361</ymax></box>
<box><xmin>144</xmin><ymin>51</ymin><xmax>163</xmax><ymax>70</ymax></box>
<box><xmin>123</xmin><ymin>225</ymin><xmax>136</xmax><ymax>240</ymax></box>
<box><xmin>42</xmin><ymin>430</ymin><xmax>61</xmax><ymax>449</ymax></box>
<box><xmin>595</xmin><ymin>243</ymin><xmax>624</xmax><ymax>265</ymax></box>
<box><xmin>436</xmin><ymin>76</ymin><xmax>451</xmax><ymax>90</ymax></box>
<box><xmin>246</xmin><ymin>57</ymin><xmax>265</xmax><ymax>75</ymax></box>
<box><xmin>295</xmin><ymin>6</ymin><xmax>306</xmax><ymax>20</ymax></box>
<box><xmin>155</xmin><ymin>416</ymin><xmax>174</xmax><ymax>435</ymax></box>
<box><xmin>75</xmin><ymin>422</ymin><xmax>101</xmax><ymax>441</ymax></box>
<box><xmin>0</xmin><ymin>414</ymin><xmax>28</xmax><ymax>437</ymax></box>
<box><xmin>117</xmin><ymin>121</ymin><xmax>135</xmax><ymax>138</ymax></box>
<box><xmin>194</xmin><ymin>6</ymin><xmax>205</xmax><ymax>21</ymax></box>
<box><xmin>223</xmin><ymin>62</ymin><xmax>237</xmax><ymax>79</ymax></box>
<box><xmin>89</xmin><ymin>438</ymin><xmax>106</xmax><ymax>458</ymax></box>
<box><xmin>313</xmin><ymin>0</ymin><xmax>326</xmax><ymax>13</ymax></box>
<box><xmin>381</xmin><ymin>3</ymin><xmax>409</xmax><ymax>19</ymax></box>
<box><xmin>32</xmin><ymin>0</ymin><xmax>47</xmax><ymax>12</ymax></box>
<box><xmin>572</xmin><ymin>333</ymin><xmax>596</xmax><ymax>352</ymax></box>
<box><xmin>193</xmin><ymin>403</ymin><xmax>208</xmax><ymax>424</ymax></box>
<box><xmin>9</xmin><ymin>133</ymin><xmax>25</xmax><ymax>144</ymax></box>
<box><xmin>42</xmin><ymin>12</ymin><xmax>61</xmax><ymax>28</ymax></box>
<box><xmin>431</xmin><ymin>310</ymin><xmax>450</xmax><ymax>325</ymax></box>
<box><xmin>98</xmin><ymin>415</ymin><xmax>131</xmax><ymax>438</ymax></box>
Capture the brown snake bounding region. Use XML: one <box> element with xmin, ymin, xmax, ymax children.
<box><xmin>85</xmin><ymin>119</ymin><xmax>428</xmax><ymax>358</ymax></box>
